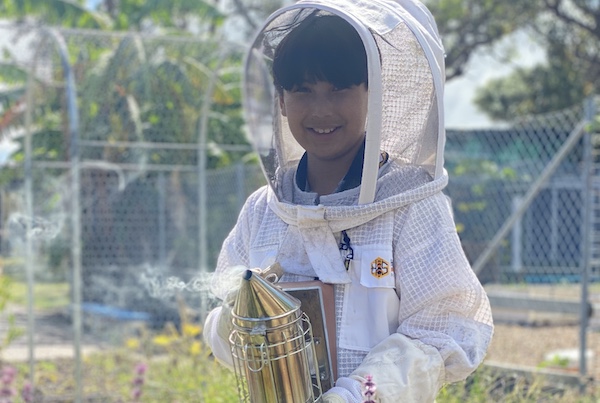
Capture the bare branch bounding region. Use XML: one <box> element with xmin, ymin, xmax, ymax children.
<box><xmin>231</xmin><ymin>0</ymin><xmax>259</xmax><ymax>32</ymax></box>
<box><xmin>543</xmin><ymin>0</ymin><xmax>597</xmax><ymax>36</ymax></box>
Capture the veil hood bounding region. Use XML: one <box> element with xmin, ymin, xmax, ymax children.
<box><xmin>243</xmin><ymin>0</ymin><xmax>446</xmax><ymax>204</ymax></box>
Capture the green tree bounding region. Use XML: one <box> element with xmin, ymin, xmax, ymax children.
<box><xmin>540</xmin><ymin>0</ymin><xmax>600</xmax><ymax>92</ymax></box>
<box><xmin>226</xmin><ymin>0</ymin><xmax>286</xmax><ymax>35</ymax></box>
<box><xmin>0</xmin><ymin>1</ymin><xmax>250</xmax><ymax>281</ymax></box>
<box><xmin>473</xmin><ymin>41</ymin><xmax>586</xmax><ymax>121</ymax></box>
<box><xmin>425</xmin><ymin>0</ymin><xmax>539</xmax><ymax>80</ymax></box>
<box><xmin>0</xmin><ymin>0</ymin><xmax>223</xmax><ymax>32</ymax></box>
<box><xmin>0</xmin><ymin>0</ymin><xmax>246</xmax><ymax>169</ymax></box>
<box><xmin>467</xmin><ymin>0</ymin><xmax>599</xmax><ymax>119</ymax></box>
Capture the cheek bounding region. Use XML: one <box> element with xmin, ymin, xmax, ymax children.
<box><xmin>282</xmin><ymin>100</ymin><xmax>304</xmax><ymax>121</ymax></box>
<box><xmin>346</xmin><ymin>98</ymin><xmax>368</xmax><ymax>122</ymax></box>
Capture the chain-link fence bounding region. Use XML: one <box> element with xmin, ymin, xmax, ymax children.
<box><xmin>1</xmin><ymin>24</ymin><xmax>600</xmax><ymax>401</ymax></box>
<box><xmin>0</xmin><ymin>26</ymin><xmax>265</xmax><ymax>400</ymax></box>
<box><xmin>446</xmin><ymin>103</ymin><xmax>590</xmax><ymax>282</ymax></box>
<box><xmin>446</xmin><ymin>97</ymin><xmax>600</xmax><ymax>384</ymax></box>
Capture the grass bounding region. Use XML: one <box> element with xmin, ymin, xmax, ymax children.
<box><xmin>1</xmin><ymin>276</ymin><xmax>240</xmax><ymax>402</ymax></box>
<box><xmin>7</xmin><ymin>280</ymin><xmax>70</xmax><ymax>311</ymax></box>
<box><xmin>5</xmin><ymin>349</ymin><xmax>239</xmax><ymax>402</ymax></box>
<box><xmin>437</xmin><ymin>366</ymin><xmax>597</xmax><ymax>403</ymax></box>
<box><xmin>2</xmin><ymin>275</ymin><xmax>599</xmax><ymax>402</ymax></box>
<box><xmin>3</xmin><ymin>352</ymin><xmax>598</xmax><ymax>402</ymax></box>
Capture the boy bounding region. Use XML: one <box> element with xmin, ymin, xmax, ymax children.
<box><xmin>204</xmin><ymin>1</ymin><xmax>494</xmax><ymax>401</ymax></box>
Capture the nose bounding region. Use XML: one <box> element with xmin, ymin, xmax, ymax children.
<box><xmin>309</xmin><ymin>93</ymin><xmax>334</xmax><ymax>118</ymax></box>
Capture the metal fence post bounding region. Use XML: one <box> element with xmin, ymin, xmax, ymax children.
<box><xmin>46</xmin><ymin>28</ymin><xmax>83</xmax><ymax>403</ymax></box>
<box><xmin>158</xmin><ymin>172</ymin><xmax>167</xmax><ymax>268</ymax></box>
<box><xmin>510</xmin><ymin>196</ymin><xmax>522</xmax><ymax>273</ymax></box>
<box><xmin>23</xmin><ymin>28</ymin><xmax>39</xmax><ymax>394</ymax></box>
<box><xmin>235</xmin><ymin>162</ymin><xmax>246</xmax><ymax>212</ymax></box>
<box><xmin>198</xmin><ymin>44</ymin><xmax>227</xmax><ymax>319</ymax></box>
<box><xmin>580</xmin><ymin>95</ymin><xmax>599</xmax><ymax>384</ymax></box>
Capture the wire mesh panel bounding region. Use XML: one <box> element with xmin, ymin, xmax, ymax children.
<box><xmin>445</xmin><ymin>103</ymin><xmax>588</xmax><ymax>283</ymax></box>
<box><xmin>445</xmin><ymin>97</ymin><xmax>600</xmax><ymax>382</ymax></box>
<box><xmin>0</xmin><ymin>26</ymin><xmax>262</xmax><ymax>401</ymax></box>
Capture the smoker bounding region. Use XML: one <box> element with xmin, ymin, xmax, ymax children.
<box><xmin>229</xmin><ymin>267</ymin><xmax>336</xmax><ymax>403</ymax></box>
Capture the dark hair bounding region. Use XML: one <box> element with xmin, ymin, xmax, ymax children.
<box><xmin>272</xmin><ymin>13</ymin><xmax>368</xmax><ymax>92</ymax></box>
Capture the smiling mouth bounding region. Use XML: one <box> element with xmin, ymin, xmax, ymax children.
<box><xmin>310</xmin><ymin>126</ymin><xmax>340</xmax><ymax>134</ymax></box>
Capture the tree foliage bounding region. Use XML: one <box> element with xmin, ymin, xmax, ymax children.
<box><xmin>226</xmin><ymin>0</ymin><xmax>285</xmax><ymax>34</ymax></box>
<box><xmin>425</xmin><ymin>0</ymin><xmax>539</xmax><ymax>80</ymax></box>
<box><xmin>0</xmin><ymin>0</ymin><xmax>249</xmax><ymax>279</ymax></box>
<box><xmin>474</xmin><ymin>41</ymin><xmax>586</xmax><ymax>121</ymax></box>
<box><xmin>541</xmin><ymin>0</ymin><xmax>600</xmax><ymax>89</ymax></box>
<box><xmin>467</xmin><ymin>0</ymin><xmax>599</xmax><ymax>119</ymax></box>
<box><xmin>0</xmin><ymin>0</ymin><xmax>244</xmax><ymax>168</ymax></box>
<box><xmin>0</xmin><ymin>0</ymin><xmax>224</xmax><ymax>32</ymax></box>
<box><xmin>4</xmin><ymin>0</ymin><xmax>597</xmax><ymax>125</ymax></box>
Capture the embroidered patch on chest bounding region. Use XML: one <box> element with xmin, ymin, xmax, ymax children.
<box><xmin>370</xmin><ymin>257</ymin><xmax>392</xmax><ymax>279</ymax></box>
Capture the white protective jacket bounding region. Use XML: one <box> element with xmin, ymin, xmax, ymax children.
<box><xmin>205</xmin><ymin>0</ymin><xmax>494</xmax><ymax>402</ymax></box>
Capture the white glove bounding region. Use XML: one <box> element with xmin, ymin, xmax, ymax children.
<box><xmin>203</xmin><ymin>306</ymin><xmax>234</xmax><ymax>368</ymax></box>
<box><xmin>322</xmin><ymin>392</ymin><xmax>346</xmax><ymax>403</ymax></box>
<box><xmin>349</xmin><ymin>333</ymin><xmax>445</xmax><ymax>402</ymax></box>
<box><xmin>216</xmin><ymin>291</ymin><xmax>235</xmax><ymax>341</ymax></box>
<box><xmin>322</xmin><ymin>376</ymin><xmax>365</xmax><ymax>403</ymax></box>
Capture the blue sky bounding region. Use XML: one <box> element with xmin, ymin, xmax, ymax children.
<box><xmin>86</xmin><ymin>0</ymin><xmax>102</xmax><ymax>10</ymax></box>
<box><xmin>444</xmin><ymin>30</ymin><xmax>546</xmax><ymax>128</ymax></box>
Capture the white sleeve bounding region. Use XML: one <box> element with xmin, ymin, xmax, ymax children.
<box><xmin>393</xmin><ymin>194</ymin><xmax>493</xmax><ymax>384</ymax></box>
<box><xmin>203</xmin><ymin>223</ymin><xmax>247</xmax><ymax>368</ymax></box>
<box><xmin>209</xmin><ymin>189</ymin><xmax>264</xmax><ymax>300</ymax></box>
<box><xmin>345</xmin><ymin>194</ymin><xmax>493</xmax><ymax>402</ymax></box>
<box><xmin>203</xmin><ymin>193</ymin><xmax>261</xmax><ymax>367</ymax></box>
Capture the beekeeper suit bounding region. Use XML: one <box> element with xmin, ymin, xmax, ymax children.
<box><xmin>204</xmin><ymin>0</ymin><xmax>494</xmax><ymax>401</ymax></box>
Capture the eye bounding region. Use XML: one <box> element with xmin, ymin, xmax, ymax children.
<box><xmin>332</xmin><ymin>85</ymin><xmax>350</xmax><ymax>92</ymax></box>
<box><xmin>290</xmin><ymin>85</ymin><xmax>310</xmax><ymax>93</ymax></box>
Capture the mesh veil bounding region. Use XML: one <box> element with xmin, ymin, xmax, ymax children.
<box><xmin>243</xmin><ymin>0</ymin><xmax>446</xmax><ymax>203</ymax></box>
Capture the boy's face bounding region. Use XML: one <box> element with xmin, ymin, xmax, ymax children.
<box><xmin>280</xmin><ymin>80</ymin><xmax>368</xmax><ymax>164</ymax></box>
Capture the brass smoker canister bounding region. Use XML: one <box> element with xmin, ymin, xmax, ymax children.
<box><xmin>229</xmin><ymin>269</ymin><xmax>323</xmax><ymax>402</ymax></box>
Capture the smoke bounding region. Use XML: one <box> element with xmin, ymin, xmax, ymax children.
<box><xmin>140</xmin><ymin>271</ymin><xmax>211</xmax><ymax>300</ymax></box>
<box><xmin>7</xmin><ymin>213</ymin><xmax>62</xmax><ymax>241</ymax></box>
<box><xmin>139</xmin><ymin>264</ymin><xmax>249</xmax><ymax>302</ymax></box>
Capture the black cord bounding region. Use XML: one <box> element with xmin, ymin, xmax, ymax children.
<box><xmin>339</xmin><ymin>230</ymin><xmax>354</xmax><ymax>270</ymax></box>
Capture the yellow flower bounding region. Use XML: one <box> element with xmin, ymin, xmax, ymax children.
<box><xmin>126</xmin><ymin>338</ymin><xmax>140</xmax><ymax>349</ymax></box>
<box><xmin>190</xmin><ymin>341</ymin><xmax>202</xmax><ymax>356</ymax></box>
<box><xmin>182</xmin><ymin>323</ymin><xmax>201</xmax><ymax>337</ymax></box>
<box><xmin>153</xmin><ymin>335</ymin><xmax>175</xmax><ymax>347</ymax></box>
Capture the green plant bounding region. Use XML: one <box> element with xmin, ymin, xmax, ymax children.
<box><xmin>122</xmin><ymin>300</ymin><xmax>239</xmax><ymax>401</ymax></box>
<box><xmin>6</xmin><ymin>280</ymin><xmax>69</xmax><ymax>311</ymax></box>
<box><xmin>538</xmin><ymin>355</ymin><xmax>570</xmax><ymax>369</ymax></box>
<box><xmin>1</xmin><ymin>334</ymin><xmax>237</xmax><ymax>401</ymax></box>
<box><xmin>0</xmin><ymin>274</ymin><xmax>24</xmax><ymax>363</ymax></box>
<box><xmin>436</xmin><ymin>365</ymin><xmax>598</xmax><ymax>402</ymax></box>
